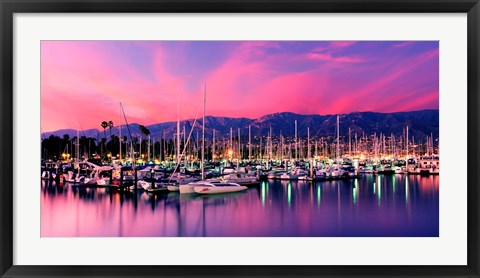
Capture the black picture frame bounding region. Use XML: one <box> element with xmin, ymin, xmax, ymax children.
<box><xmin>1</xmin><ymin>1</ymin><xmax>479</xmax><ymax>277</ymax></box>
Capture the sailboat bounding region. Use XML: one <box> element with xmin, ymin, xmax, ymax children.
<box><xmin>180</xmin><ymin>84</ymin><xmax>247</xmax><ymax>194</ymax></box>
<box><xmin>193</xmin><ymin>181</ymin><xmax>247</xmax><ymax>194</ymax></box>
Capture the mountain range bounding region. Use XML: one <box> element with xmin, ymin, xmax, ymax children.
<box><xmin>42</xmin><ymin>109</ymin><xmax>439</xmax><ymax>141</ymax></box>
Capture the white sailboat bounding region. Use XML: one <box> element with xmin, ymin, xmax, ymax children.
<box><xmin>180</xmin><ymin>84</ymin><xmax>247</xmax><ymax>195</ymax></box>
<box><xmin>180</xmin><ymin>84</ymin><xmax>207</xmax><ymax>194</ymax></box>
<box><xmin>193</xmin><ymin>181</ymin><xmax>247</xmax><ymax>194</ymax></box>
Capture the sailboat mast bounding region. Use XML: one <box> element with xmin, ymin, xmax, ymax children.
<box><xmin>177</xmin><ymin>102</ymin><xmax>181</xmax><ymax>166</ymax></box>
<box><xmin>201</xmin><ymin>84</ymin><xmax>206</xmax><ymax>180</ymax></box>
<box><xmin>148</xmin><ymin>134</ymin><xmax>151</xmax><ymax>162</ymax></box>
<box><xmin>405</xmin><ymin>126</ymin><xmax>409</xmax><ymax>170</ymax></box>
<box><xmin>336</xmin><ymin>115</ymin><xmax>340</xmax><ymax>162</ymax></box>
<box><xmin>248</xmin><ymin>125</ymin><xmax>251</xmax><ymax>161</ymax></box>
<box><xmin>238</xmin><ymin>128</ymin><xmax>241</xmax><ymax>168</ymax></box>
<box><xmin>307</xmin><ymin>127</ymin><xmax>310</xmax><ymax>160</ymax></box>
<box><xmin>119</xmin><ymin>104</ymin><xmax>122</xmax><ymax>162</ymax></box>
<box><xmin>183</xmin><ymin>125</ymin><xmax>186</xmax><ymax>156</ymax></box>
<box><xmin>281</xmin><ymin>131</ymin><xmax>284</xmax><ymax>160</ymax></box>
<box><xmin>259</xmin><ymin>137</ymin><xmax>262</xmax><ymax>160</ymax></box>
<box><xmin>212</xmin><ymin>129</ymin><xmax>215</xmax><ymax>162</ymax></box>
<box><xmin>353</xmin><ymin>132</ymin><xmax>358</xmax><ymax>159</ymax></box>
<box><xmin>76</xmin><ymin>129</ymin><xmax>80</xmax><ymax>175</ymax></box>
<box><xmin>295</xmin><ymin>120</ymin><xmax>298</xmax><ymax>161</ymax></box>
<box><xmin>230</xmin><ymin>127</ymin><xmax>233</xmax><ymax>158</ymax></box>
<box><xmin>119</xmin><ymin>102</ymin><xmax>134</xmax><ymax>161</ymax></box>
<box><xmin>269</xmin><ymin>125</ymin><xmax>272</xmax><ymax>160</ymax></box>
<box><xmin>406</xmin><ymin>126</ymin><xmax>409</xmax><ymax>157</ymax></box>
<box><xmin>349</xmin><ymin>127</ymin><xmax>351</xmax><ymax>157</ymax></box>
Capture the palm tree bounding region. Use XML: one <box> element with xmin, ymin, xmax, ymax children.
<box><xmin>108</xmin><ymin>121</ymin><xmax>114</xmax><ymax>138</ymax></box>
<box><xmin>101</xmin><ymin>121</ymin><xmax>108</xmax><ymax>139</ymax></box>
<box><xmin>138</xmin><ymin>125</ymin><xmax>150</xmax><ymax>159</ymax></box>
<box><xmin>139</xmin><ymin>125</ymin><xmax>150</xmax><ymax>137</ymax></box>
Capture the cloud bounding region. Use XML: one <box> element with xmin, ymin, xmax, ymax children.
<box><xmin>41</xmin><ymin>41</ymin><xmax>439</xmax><ymax>131</ymax></box>
<box><xmin>392</xmin><ymin>41</ymin><xmax>416</xmax><ymax>48</ymax></box>
<box><xmin>306</xmin><ymin>53</ymin><xmax>365</xmax><ymax>63</ymax></box>
<box><xmin>329</xmin><ymin>41</ymin><xmax>357</xmax><ymax>48</ymax></box>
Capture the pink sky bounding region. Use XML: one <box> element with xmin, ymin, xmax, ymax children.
<box><xmin>41</xmin><ymin>41</ymin><xmax>439</xmax><ymax>132</ymax></box>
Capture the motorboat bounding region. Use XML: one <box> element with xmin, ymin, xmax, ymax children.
<box><xmin>192</xmin><ymin>181</ymin><xmax>247</xmax><ymax>194</ymax></box>
<box><xmin>221</xmin><ymin>172</ymin><xmax>259</xmax><ymax>185</ymax></box>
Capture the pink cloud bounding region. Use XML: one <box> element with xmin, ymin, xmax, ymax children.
<box><xmin>41</xmin><ymin>42</ymin><xmax>206</xmax><ymax>131</ymax></box>
<box><xmin>392</xmin><ymin>41</ymin><xmax>416</xmax><ymax>48</ymax></box>
<box><xmin>327</xmin><ymin>48</ymin><xmax>438</xmax><ymax>113</ymax></box>
<box><xmin>41</xmin><ymin>41</ymin><xmax>438</xmax><ymax>131</ymax></box>
<box><xmin>307</xmin><ymin>53</ymin><xmax>364</xmax><ymax>63</ymax></box>
<box><xmin>329</xmin><ymin>41</ymin><xmax>357</xmax><ymax>48</ymax></box>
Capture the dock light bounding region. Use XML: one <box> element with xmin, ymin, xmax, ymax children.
<box><xmin>228</xmin><ymin>149</ymin><xmax>233</xmax><ymax>157</ymax></box>
<box><xmin>107</xmin><ymin>153</ymin><xmax>111</xmax><ymax>158</ymax></box>
<box><xmin>62</xmin><ymin>153</ymin><xmax>66</xmax><ymax>159</ymax></box>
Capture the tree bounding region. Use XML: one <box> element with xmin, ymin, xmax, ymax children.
<box><xmin>108</xmin><ymin>121</ymin><xmax>114</xmax><ymax>138</ymax></box>
<box><xmin>139</xmin><ymin>125</ymin><xmax>150</xmax><ymax>137</ymax></box>
<box><xmin>139</xmin><ymin>125</ymin><xmax>151</xmax><ymax>160</ymax></box>
<box><xmin>101</xmin><ymin>121</ymin><xmax>108</xmax><ymax>139</ymax></box>
<box><xmin>63</xmin><ymin>134</ymin><xmax>70</xmax><ymax>143</ymax></box>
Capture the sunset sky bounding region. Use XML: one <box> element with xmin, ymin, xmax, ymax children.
<box><xmin>41</xmin><ymin>41</ymin><xmax>439</xmax><ymax>132</ymax></box>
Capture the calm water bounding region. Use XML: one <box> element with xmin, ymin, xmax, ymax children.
<box><xmin>41</xmin><ymin>175</ymin><xmax>439</xmax><ymax>237</ymax></box>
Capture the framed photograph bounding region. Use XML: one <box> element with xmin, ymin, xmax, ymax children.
<box><xmin>1</xmin><ymin>0</ymin><xmax>479</xmax><ymax>277</ymax></box>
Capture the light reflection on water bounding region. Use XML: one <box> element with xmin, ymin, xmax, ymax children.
<box><xmin>41</xmin><ymin>175</ymin><xmax>439</xmax><ymax>237</ymax></box>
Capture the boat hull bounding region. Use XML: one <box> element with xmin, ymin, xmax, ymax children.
<box><xmin>194</xmin><ymin>186</ymin><xmax>247</xmax><ymax>194</ymax></box>
<box><xmin>179</xmin><ymin>185</ymin><xmax>195</xmax><ymax>194</ymax></box>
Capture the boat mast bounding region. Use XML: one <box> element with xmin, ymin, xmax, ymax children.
<box><xmin>349</xmin><ymin>127</ymin><xmax>351</xmax><ymax>158</ymax></box>
<box><xmin>183</xmin><ymin>125</ymin><xmax>187</xmax><ymax>166</ymax></box>
<box><xmin>259</xmin><ymin>137</ymin><xmax>262</xmax><ymax>161</ymax></box>
<box><xmin>230</xmin><ymin>127</ymin><xmax>233</xmax><ymax>159</ymax></box>
<box><xmin>269</xmin><ymin>125</ymin><xmax>273</xmax><ymax>160</ymax></box>
<box><xmin>431</xmin><ymin>132</ymin><xmax>434</xmax><ymax>157</ymax></box>
<box><xmin>212</xmin><ymin>129</ymin><xmax>215</xmax><ymax>162</ymax></box>
<box><xmin>355</xmin><ymin>133</ymin><xmax>357</xmax><ymax>158</ymax></box>
<box><xmin>119</xmin><ymin>104</ymin><xmax>122</xmax><ymax>162</ymax></box>
<box><xmin>281</xmin><ymin>131</ymin><xmax>284</xmax><ymax>161</ymax></box>
<box><xmin>119</xmin><ymin>102</ymin><xmax>134</xmax><ymax>163</ymax></box>
<box><xmin>307</xmin><ymin>126</ymin><xmax>310</xmax><ymax>160</ymax></box>
<box><xmin>147</xmin><ymin>134</ymin><xmax>151</xmax><ymax>162</ymax></box>
<box><xmin>248</xmin><ymin>125</ymin><xmax>251</xmax><ymax>161</ymax></box>
<box><xmin>336</xmin><ymin>115</ymin><xmax>340</xmax><ymax>163</ymax></box>
<box><xmin>76</xmin><ymin>129</ymin><xmax>80</xmax><ymax>175</ymax></box>
<box><xmin>201</xmin><ymin>84</ymin><xmax>206</xmax><ymax>180</ymax></box>
<box><xmin>177</xmin><ymin>101</ymin><xmax>181</xmax><ymax>167</ymax></box>
<box><xmin>238</xmin><ymin>128</ymin><xmax>241</xmax><ymax>170</ymax></box>
<box><xmin>138</xmin><ymin>136</ymin><xmax>142</xmax><ymax>161</ymax></box>
<box><xmin>406</xmin><ymin>126</ymin><xmax>409</xmax><ymax>169</ymax></box>
<box><xmin>295</xmin><ymin>120</ymin><xmax>298</xmax><ymax>161</ymax></box>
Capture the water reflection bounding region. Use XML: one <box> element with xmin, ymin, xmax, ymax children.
<box><xmin>41</xmin><ymin>175</ymin><xmax>439</xmax><ymax>237</ymax></box>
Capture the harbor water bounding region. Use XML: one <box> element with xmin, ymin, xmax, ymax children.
<box><xmin>41</xmin><ymin>174</ymin><xmax>439</xmax><ymax>237</ymax></box>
